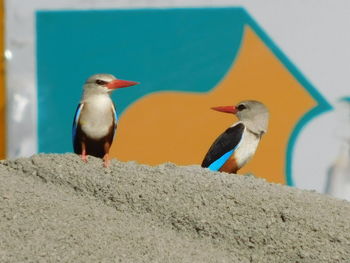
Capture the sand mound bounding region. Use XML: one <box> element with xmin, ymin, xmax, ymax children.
<box><xmin>0</xmin><ymin>154</ymin><xmax>349</xmax><ymax>262</ymax></box>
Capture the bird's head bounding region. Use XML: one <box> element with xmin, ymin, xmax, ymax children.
<box><xmin>83</xmin><ymin>74</ymin><xmax>139</xmax><ymax>95</ymax></box>
<box><xmin>211</xmin><ymin>100</ymin><xmax>269</xmax><ymax>135</ymax></box>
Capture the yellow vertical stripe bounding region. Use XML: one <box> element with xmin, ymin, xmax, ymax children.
<box><xmin>0</xmin><ymin>0</ymin><xmax>5</xmax><ymax>159</ymax></box>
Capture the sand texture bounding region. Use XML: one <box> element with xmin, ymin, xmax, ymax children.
<box><xmin>0</xmin><ymin>154</ymin><xmax>349</xmax><ymax>262</ymax></box>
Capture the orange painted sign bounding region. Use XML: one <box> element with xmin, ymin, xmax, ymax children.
<box><xmin>111</xmin><ymin>27</ymin><xmax>317</xmax><ymax>184</ymax></box>
<box><xmin>36</xmin><ymin>8</ymin><xmax>330</xmax><ymax>184</ymax></box>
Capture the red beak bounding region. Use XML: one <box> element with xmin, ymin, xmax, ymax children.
<box><xmin>107</xmin><ymin>79</ymin><xmax>139</xmax><ymax>90</ymax></box>
<box><xmin>211</xmin><ymin>106</ymin><xmax>238</xmax><ymax>114</ymax></box>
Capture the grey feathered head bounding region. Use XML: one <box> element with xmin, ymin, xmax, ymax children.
<box><xmin>235</xmin><ymin>100</ymin><xmax>269</xmax><ymax>135</ymax></box>
<box><xmin>82</xmin><ymin>73</ymin><xmax>139</xmax><ymax>97</ymax></box>
<box><xmin>211</xmin><ymin>100</ymin><xmax>269</xmax><ymax>136</ymax></box>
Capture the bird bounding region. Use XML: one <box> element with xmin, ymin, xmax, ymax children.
<box><xmin>72</xmin><ymin>73</ymin><xmax>139</xmax><ymax>167</ymax></box>
<box><xmin>201</xmin><ymin>100</ymin><xmax>269</xmax><ymax>174</ymax></box>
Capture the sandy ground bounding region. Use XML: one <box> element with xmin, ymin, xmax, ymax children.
<box><xmin>0</xmin><ymin>154</ymin><xmax>349</xmax><ymax>262</ymax></box>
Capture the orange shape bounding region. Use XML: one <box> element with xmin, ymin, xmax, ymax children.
<box><xmin>110</xmin><ymin>26</ymin><xmax>316</xmax><ymax>184</ymax></box>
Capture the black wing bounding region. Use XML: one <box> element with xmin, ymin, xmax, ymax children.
<box><xmin>201</xmin><ymin>122</ymin><xmax>245</xmax><ymax>168</ymax></box>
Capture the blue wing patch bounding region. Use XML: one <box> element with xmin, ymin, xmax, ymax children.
<box><xmin>208</xmin><ymin>149</ymin><xmax>235</xmax><ymax>171</ymax></box>
<box><xmin>202</xmin><ymin>122</ymin><xmax>245</xmax><ymax>171</ymax></box>
<box><xmin>111</xmin><ymin>103</ymin><xmax>118</xmax><ymax>139</ymax></box>
<box><xmin>208</xmin><ymin>137</ymin><xmax>243</xmax><ymax>171</ymax></box>
<box><xmin>72</xmin><ymin>103</ymin><xmax>84</xmax><ymax>142</ymax></box>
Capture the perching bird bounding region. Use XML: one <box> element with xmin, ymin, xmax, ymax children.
<box><xmin>72</xmin><ymin>73</ymin><xmax>139</xmax><ymax>167</ymax></box>
<box><xmin>201</xmin><ymin>100</ymin><xmax>269</xmax><ymax>174</ymax></box>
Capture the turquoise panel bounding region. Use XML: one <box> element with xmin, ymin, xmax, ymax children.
<box><xmin>36</xmin><ymin>7</ymin><xmax>331</xmax><ymax>186</ymax></box>
<box><xmin>36</xmin><ymin>8</ymin><xmax>245</xmax><ymax>154</ymax></box>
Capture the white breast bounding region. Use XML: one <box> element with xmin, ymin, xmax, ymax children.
<box><xmin>234</xmin><ymin>128</ymin><xmax>260</xmax><ymax>168</ymax></box>
<box><xmin>80</xmin><ymin>95</ymin><xmax>114</xmax><ymax>140</ymax></box>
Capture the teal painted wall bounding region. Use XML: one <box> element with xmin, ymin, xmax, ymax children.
<box><xmin>36</xmin><ymin>8</ymin><xmax>245</xmax><ymax>154</ymax></box>
<box><xmin>36</xmin><ymin>7</ymin><xmax>331</xmax><ymax>185</ymax></box>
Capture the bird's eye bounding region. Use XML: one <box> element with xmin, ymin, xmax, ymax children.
<box><xmin>95</xmin><ymin>79</ymin><xmax>107</xmax><ymax>85</ymax></box>
<box><xmin>237</xmin><ymin>104</ymin><xmax>246</xmax><ymax>111</ymax></box>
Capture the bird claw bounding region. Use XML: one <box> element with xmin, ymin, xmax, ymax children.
<box><xmin>103</xmin><ymin>154</ymin><xmax>110</xmax><ymax>168</ymax></box>
<box><xmin>103</xmin><ymin>159</ymin><xmax>110</xmax><ymax>168</ymax></box>
<box><xmin>81</xmin><ymin>155</ymin><xmax>88</xmax><ymax>163</ymax></box>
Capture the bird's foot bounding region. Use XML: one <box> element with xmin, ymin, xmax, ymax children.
<box><xmin>103</xmin><ymin>154</ymin><xmax>110</xmax><ymax>168</ymax></box>
<box><xmin>103</xmin><ymin>160</ymin><xmax>110</xmax><ymax>168</ymax></box>
<box><xmin>80</xmin><ymin>154</ymin><xmax>88</xmax><ymax>163</ymax></box>
<box><xmin>80</xmin><ymin>147</ymin><xmax>88</xmax><ymax>163</ymax></box>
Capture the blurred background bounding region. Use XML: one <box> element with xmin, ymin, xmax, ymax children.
<box><xmin>2</xmin><ymin>0</ymin><xmax>350</xmax><ymax>200</ymax></box>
